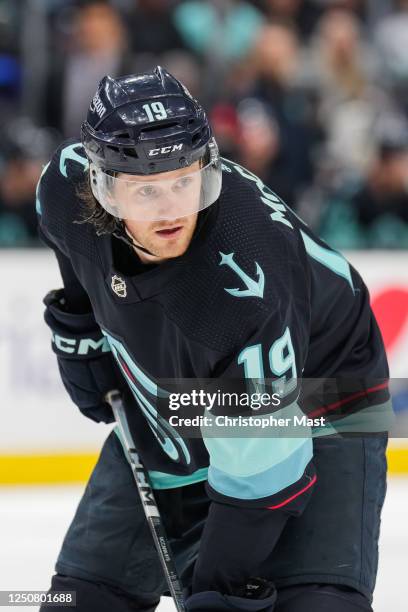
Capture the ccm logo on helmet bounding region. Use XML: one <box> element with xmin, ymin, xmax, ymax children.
<box><xmin>148</xmin><ymin>144</ymin><xmax>184</xmax><ymax>157</ymax></box>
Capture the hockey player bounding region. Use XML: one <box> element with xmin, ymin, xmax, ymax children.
<box><xmin>38</xmin><ymin>67</ymin><xmax>391</xmax><ymax>612</ymax></box>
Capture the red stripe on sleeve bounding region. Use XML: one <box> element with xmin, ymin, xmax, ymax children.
<box><xmin>266</xmin><ymin>473</ymin><xmax>317</xmax><ymax>510</ymax></box>
<box><xmin>308</xmin><ymin>381</ymin><xmax>389</xmax><ymax>418</ymax></box>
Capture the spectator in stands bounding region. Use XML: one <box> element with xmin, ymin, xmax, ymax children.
<box><xmin>173</xmin><ymin>0</ymin><xmax>264</xmax><ymax>103</ymax></box>
<box><xmin>108</xmin><ymin>1</ymin><xmax>203</xmax><ymax>100</ymax></box>
<box><xmin>0</xmin><ymin>157</ymin><xmax>39</xmax><ymax>246</ymax></box>
<box><xmin>318</xmin><ymin>113</ymin><xmax>408</xmax><ymax>249</ymax></box>
<box><xmin>0</xmin><ymin>119</ymin><xmax>55</xmax><ymax>246</ymax></box>
<box><xmin>158</xmin><ymin>49</ymin><xmax>203</xmax><ymax>100</ymax></box>
<box><xmin>309</xmin><ymin>9</ymin><xmax>372</xmax><ymax>97</ymax></box>
<box><xmin>261</xmin><ymin>0</ymin><xmax>322</xmax><ymax>40</ymax></box>
<box><xmin>0</xmin><ymin>10</ymin><xmax>22</xmax><ymax>124</ymax></box>
<box><xmin>375</xmin><ymin>0</ymin><xmax>408</xmax><ymax>111</ymax></box>
<box><xmin>260</xmin><ymin>0</ymin><xmax>368</xmax><ymax>39</ymax></box>
<box><xmin>173</xmin><ymin>0</ymin><xmax>264</xmax><ymax>62</ymax></box>
<box><xmin>210</xmin><ymin>102</ymin><xmax>241</xmax><ymax>160</ymax></box>
<box><xmin>42</xmin><ymin>1</ymin><xmax>133</xmax><ymax>138</ymax></box>
<box><xmin>241</xmin><ymin>21</ymin><xmax>319</xmax><ymax>199</ymax></box>
<box><xmin>125</xmin><ymin>0</ymin><xmax>188</xmax><ymax>70</ymax></box>
<box><xmin>310</xmin><ymin>0</ymin><xmax>367</xmax><ymax>21</ymax></box>
<box><xmin>235</xmin><ymin>98</ymin><xmax>296</xmax><ymax>205</ymax></box>
<box><xmin>304</xmin><ymin>8</ymin><xmax>388</xmax><ymax>177</ymax></box>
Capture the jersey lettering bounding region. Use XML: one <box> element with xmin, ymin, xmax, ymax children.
<box><xmin>231</xmin><ymin>162</ymin><xmax>293</xmax><ymax>229</ymax></box>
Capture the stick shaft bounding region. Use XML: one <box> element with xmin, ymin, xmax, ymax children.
<box><xmin>105</xmin><ymin>390</ymin><xmax>186</xmax><ymax>612</ymax></box>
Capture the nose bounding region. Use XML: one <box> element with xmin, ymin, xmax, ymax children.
<box><xmin>155</xmin><ymin>191</ymin><xmax>186</xmax><ymax>220</ymax></box>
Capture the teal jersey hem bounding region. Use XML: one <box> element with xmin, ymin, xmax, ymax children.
<box><xmin>148</xmin><ymin>467</ymin><xmax>209</xmax><ymax>490</ymax></box>
<box><xmin>113</xmin><ymin>426</ymin><xmax>208</xmax><ymax>489</ymax></box>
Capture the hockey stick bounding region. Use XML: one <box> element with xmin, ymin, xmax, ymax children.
<box><xmin>105</xmin><ymin>390</ymin><xmax>186</xmax><ymax>612</ymax></box>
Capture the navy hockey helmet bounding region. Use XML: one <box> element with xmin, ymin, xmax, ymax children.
<box><xmin>81</xmin><ymin>66</ymin><xmax>222</xmax><ymax>221</ymax></box>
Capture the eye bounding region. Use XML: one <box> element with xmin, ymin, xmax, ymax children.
<box><xmin>137</xmin><ymin>184</ymin><xmax>160</xmax><ymax>198</ymax></box>
<box><xmin>173</xmin><ymin>176</ymin><xmax>194</xmax><ymax>191</ymax></box>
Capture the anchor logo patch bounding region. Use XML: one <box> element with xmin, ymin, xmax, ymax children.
<box><xmin>219</xmin><ymin>252</ymin><xmax>265</xmax><ymax>299</ymax></box>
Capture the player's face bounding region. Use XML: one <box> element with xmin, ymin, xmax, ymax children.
<box><xmin>121</xmin><ymin>162</ymin><xmax>201</xmax><ymax>262</ymax></box>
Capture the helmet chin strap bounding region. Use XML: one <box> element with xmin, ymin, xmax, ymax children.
<box><xmin>112</xmin><ymin>221</ymin><xmax>160</xmax><ymax>259</ymax></box>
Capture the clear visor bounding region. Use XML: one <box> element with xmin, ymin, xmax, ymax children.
<box><xmin>90</xmin><ymin>157</ymin><xmax>222</xmax><ymax>221</ymax></box>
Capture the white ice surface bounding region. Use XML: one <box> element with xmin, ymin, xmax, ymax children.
<box><xmin>0</xmin><ymin>479</ymin><xmax>407</xmax><ymax>611</ymax></box>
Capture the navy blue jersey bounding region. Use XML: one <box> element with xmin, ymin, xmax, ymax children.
<box><xmin>37</xmin><ymin>140</ymin><xmax>391</xmax><ymax>507</ymax></box>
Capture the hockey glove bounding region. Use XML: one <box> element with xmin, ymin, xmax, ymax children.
<box><xmin>44</xmin><ymin>288</ymin><xmax>124</xmax><ymax>423</ymax></box>
<box><xmin>185</xmin><ymin>578</ymin><xmax>277</xmax><ymax>612</ymax></box>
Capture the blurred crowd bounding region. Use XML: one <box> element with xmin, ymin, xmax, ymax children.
<box><xmin>1</xmin><ymin>0</ymin><xmax>408</xmax><ymax>248</ymax></box>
